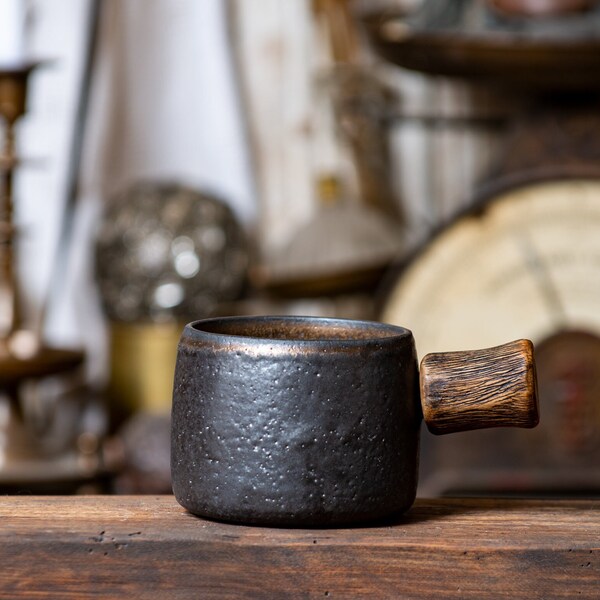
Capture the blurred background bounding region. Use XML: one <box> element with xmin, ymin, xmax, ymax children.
<box><xmin>2</xmin><ymin>0</ymin><xmax>600</xmax><ymax>496</ymax></box>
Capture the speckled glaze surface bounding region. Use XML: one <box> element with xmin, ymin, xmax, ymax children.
<box><xmin>171</xmin><ymin>316</ymin><xmax>421</xmax><ymax>526</ymax></box>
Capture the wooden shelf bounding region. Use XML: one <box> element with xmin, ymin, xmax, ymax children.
<box><xmin>0</xmin><ymin>496</ymin><xmax>598</xmax><ymax>598</ymax></box>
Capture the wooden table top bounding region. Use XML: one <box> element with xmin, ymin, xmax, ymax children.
<box><xmin>0</xmin><ymin>496</ymin><xmax>598</xmax><ymax>599</ymax></box>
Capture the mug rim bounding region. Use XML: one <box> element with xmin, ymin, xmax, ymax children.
<box><xmin>183</xmin><ymin>315</ymin><xmax>412</xmax><ymax>347</ymax></box>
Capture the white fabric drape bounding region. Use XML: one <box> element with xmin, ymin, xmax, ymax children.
<box><xmin>84</xmin><ymin>0</ymin><xmax>255</xmax><ymax>221</ymax></box>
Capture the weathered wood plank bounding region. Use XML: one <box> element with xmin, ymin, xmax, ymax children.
<box><xmin>0</xmin><ymin>496</ymin><xmax>597</xmax><ymax>598</ymax></box>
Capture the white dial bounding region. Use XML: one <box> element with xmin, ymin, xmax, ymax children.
<box><xmin>383</xmin><ymin>179</ymin><xmax>600</xmax><ymax>359</ymax></box>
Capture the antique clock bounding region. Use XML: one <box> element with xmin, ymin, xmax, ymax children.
<box><xmin>382</xmin><ymin>173</ymin><xmax>600</xmax><ymax>495</ymax></box>
<box><xmin>367</xmin><ymin>0</ymin><xmax>600</xmax><ymax>495</ymax></box>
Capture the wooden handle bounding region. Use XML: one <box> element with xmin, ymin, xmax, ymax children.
<box><xmin>420</xmin><ymin>339</ymin><xmax>539</xmax><ymax>435</ymax></box>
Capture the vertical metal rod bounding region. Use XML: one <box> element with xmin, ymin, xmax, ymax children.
<box><xmin>0</xmin><ymin>119</ymin><xmax>19</xmax><ymax>341</ymax></box>
<box><xmin>38</xmin><ymin>0</ymin><xmax>102</xmax><ymax>339</ymax></box>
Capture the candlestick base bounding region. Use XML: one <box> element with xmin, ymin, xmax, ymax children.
<box><xmin>0</xmin><ymin>346</ymin><xmax>84</xmax><ymax>385</ymax></box>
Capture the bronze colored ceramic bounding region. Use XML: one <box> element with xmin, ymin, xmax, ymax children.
<box><xmin>171</xmin><ymin>316</ymin><xmax>538</xmax><ymax>526</ymax></box>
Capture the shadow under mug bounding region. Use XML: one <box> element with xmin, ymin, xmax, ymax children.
<box><xmin>171</xmin><ymin>316</ymin><xmax>538</xmax><ymax>526</ymax></box>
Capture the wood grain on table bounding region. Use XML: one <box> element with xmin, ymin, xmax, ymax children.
<box><xmin>0</xmin><ymin>496</ymin><xmax>598</xmax><ymax>599</ymax></box>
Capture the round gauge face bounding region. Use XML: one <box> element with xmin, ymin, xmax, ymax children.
<box><xmin>383</xmin><ymin>178</ymin><xmax>600</xmax><ymax>359</ymax></box>
<box><xmin>384</xmin><ymin>178</ymin><xmax>600</xmax><ymax>486</ymax></box>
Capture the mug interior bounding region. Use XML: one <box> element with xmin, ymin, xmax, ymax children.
<box><xmin>191</xmin><ymin>316</ymin><xmax>408</xmax><ymax>343</ymax></box>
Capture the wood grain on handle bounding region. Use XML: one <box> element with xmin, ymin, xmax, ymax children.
<box><xmin>420</xmin><ymin>339</ymin><xmax>539</xmax><ymax>435</ymax></box>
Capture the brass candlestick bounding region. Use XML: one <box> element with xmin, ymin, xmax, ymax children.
<box><xmin>0</xmin><ymin>63</ymin><xmax>32</xmax><ymax>348</ymax></box>
<box><xmin>0</xmin><ymin>63</ymin><xmax>84</xmax><ymax>384</ymax></box>
<box><xmin>0</xmin><ymin>62</ymin><xmax>97</xmax><ymax>493</ymax></box>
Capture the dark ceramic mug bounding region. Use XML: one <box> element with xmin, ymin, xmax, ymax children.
<box><xmin>171</xmin><ymin>316</ymin><xmax>538</xmax><ymax>526</ymax></box>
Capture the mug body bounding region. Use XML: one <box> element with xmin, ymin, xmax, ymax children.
<box><xmin>171</xmin><ymin>316</ymin><xmax>421</xmax><ymax>526</ymax></box>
